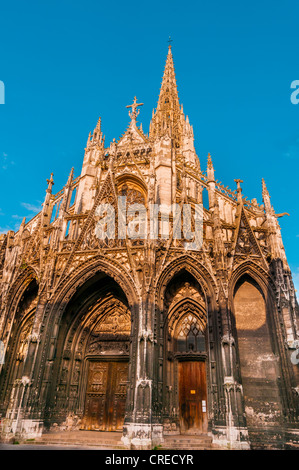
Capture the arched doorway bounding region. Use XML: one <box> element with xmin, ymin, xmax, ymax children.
<box><xmin>80</xmin><ymin>305</ymin><xmax>131</xmax><ymax>432</ymax></box>
<box><xmin>49</xmin><ymin>273</ymin><xmax>132</xmax><ymax>432</ymax></box>
<box><xmin>176</xmin><ymin>312</ymin><xmax>208</xmax><ymax>434</ymax></box>
<box><xmin>0</xmin><ymin>278</ymin><xmax>38</xmax><ymax>418</ymax></box>
<box><xmin>163</xmin><ymin>272</ymin><xmax>208</xmax><ymax>435</ymax></box>
<box><xmin>233</xmin><ymin>275</ymin><xmax>282</xmax><ymax>429</ymax></box>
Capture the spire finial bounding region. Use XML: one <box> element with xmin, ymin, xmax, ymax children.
<box><xmin>90</xmin><ymin>116</ymin><xmax>104</xmax><ymax>147</ymax></box>
<box><xmin>67</xmin><ymin>167</ymin><xmax>74</xmax><ymax>187</ymax></box>
<box><xmin>207</xmin><ymin>153</ymin><xmax>215</xmax><ymax>182</ymax></box>
<box><xmin>126</xmin><ymin>96</ymin><xmax>144</xmax><ymax>123</ymax></box>
<box><xmin>262</xmin><ymin>178</ymin><xmax>269</xmax><ymax>195</ymax></box>
<box><xmin>234</xmin><ymin>179</ymin><xmax>243</xmax><ymax>204</ymax></box>
<box><xmin>234</xmin><ymin>179</ymin><xmax>243</xmax><ymax>192</ymax></box>
<box><xmin>46</xmin><ymin>173</ymin><xmax>54</xmax><ymax>193</ymax></box>
<box><xmin>168</xmin><ymin>36</ymin><xmax>173</xmax><ymax>49</ymax></box>
<box><xmin>262</xmin><ymin>178</ymin><xmax>273</xmax><ymax>213</ymax></box>
<box><xmin>95</xmin><ymin>116</ymin><xmax>101</xmax><ymax>129</ymax></box>
<box><xmin>207</xmin><ymin>152</ymin><xmax>214</xmax><ymax>169</ymax></box>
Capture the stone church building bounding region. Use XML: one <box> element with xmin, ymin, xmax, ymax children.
<box><xmin>0</xmin><ymin>46</ymin><xmax>298</xmax><ymax>450</ymax></box>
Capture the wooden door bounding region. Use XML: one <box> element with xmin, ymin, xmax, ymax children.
<box><xmin>82</xmin><ymin>361</ymin><xmax>128</xmax><ymax>431</ymax></box>
<box><xmin>178</xmin><ymin>361</ymin><xmax>207</xmax><ymax>434</ymax></box>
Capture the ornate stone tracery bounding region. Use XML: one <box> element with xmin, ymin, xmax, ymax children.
<box><xmin>0</xmin><ymin>45</ymin><xmax>297</xmax><ymax>450</ymax></box>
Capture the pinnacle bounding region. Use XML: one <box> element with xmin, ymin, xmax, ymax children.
<box><xmin>47</xmin><ymin>173</ymin><xmax>54</xmax><ymax>186</ymax></box>
<box><xmin>95</xmin><ymin>117</ymin><xmax>101</xmax><ymax>130</ymax></box>
<box><xmin>67</xmin><ymin>167</ymin><xmax>74</xmax><ymax>186</ymax></box>
<box><xmin>20</xmin><ymin>217</ymin><xmax>26</xmax><ymax>229</ymax></box>
<box><xmin>46</xmin><ymin>172</ymin><xmax>54</xmax><ymax>195</ymax></box>
<box><xmin>207</xmin><ymin>153</ymin><xmax>214</xmax><ymax>169</ymax></box>
<box><xmin>262</xmin><ymin>178</ymin><xmax>270</xmax><ymax>196</ymax></box>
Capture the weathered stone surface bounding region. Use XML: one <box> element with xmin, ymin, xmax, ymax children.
<box><xmin>0</xmin><ymin>46</ymin><xmax>298</xmax><ymax>450</ymax></box>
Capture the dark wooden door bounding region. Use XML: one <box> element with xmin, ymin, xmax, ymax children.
<box><xmin>82</xmin><ymin>361</ymin><xmax>128</xmax><ymax>431</ymax></box>
<box><xmin>178</xmin><ymin>361</ymin><xmax>207</xmax><ymax>433</ymax></box>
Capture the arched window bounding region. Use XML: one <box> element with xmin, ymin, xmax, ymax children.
<box><xmin>176</xmin><ymin>314</ymin><xmax>205</xmax><ymax>353</ymax></box>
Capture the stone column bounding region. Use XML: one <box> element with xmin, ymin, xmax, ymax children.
<box><xmin>2</xmin><ymin>297</ymin><xmax>47</xmax><ymax>440</ymax></box>
<box><xmin>122</xmin><ymin>277</ymin><xmax>163</xmax><ymax>450</ymax></box>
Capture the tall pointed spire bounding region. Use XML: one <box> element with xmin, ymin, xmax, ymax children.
<box><xmin>262</xmin><ymin>178</ymin><xmax>273</xmax><ymax>214</ymax></box>
<box><xmin>158</xmin><ymin>44</ymin><xmax>180</xmax><ymax>108</ymax></box>
<box><xmin>149</xmin><ymin>45</ymin><xmax>183</xmax><ymax>146</ymax></box>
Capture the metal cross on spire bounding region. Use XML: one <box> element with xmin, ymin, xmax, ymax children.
<box><xmin>126</xmin><ymin>96</ymin><xmax>144</xmax><ymax>122</ymax></box>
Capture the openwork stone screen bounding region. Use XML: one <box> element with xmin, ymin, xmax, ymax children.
<box><xmin>176</xmin><ymin>314</ymin><xmax>206</xmax><ymax>353</ymax></box>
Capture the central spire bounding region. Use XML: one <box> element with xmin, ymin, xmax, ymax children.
<box><xmin>158</xmin><ymin>44</ymin><xmax>180</xmax><ymax>109</ymax></box>
<box><xmin>149</xmin><ymin>45</ymin><xmax>183</xmax><ymax>147</ymax></box>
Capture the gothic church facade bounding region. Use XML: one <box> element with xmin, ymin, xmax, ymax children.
<box><xmin>0</xmin><ymin>47</ymin><xmax>298</xmax><ymax>449</ymax></box>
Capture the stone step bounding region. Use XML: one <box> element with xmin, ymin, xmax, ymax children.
<box><xmin>37</xmin><ymin>437</ymin><xmax>123</xmax><ymax>445</ymax></box>
<box><xmin>25</xmin><ymin>439</ymin><xmax>126</xmax><ymax>449</ymax></box>
<box><xmin>22</xmin><ymin>431</ymin><xmax>224</xmax><ymax>450</ymax></box>
<box><xmin>165</xmin><ymin>436</ymin><xmax>213</xmax><ymax>443</ymax></box>
<box><xmin>162</xmin><ymin>446</ymin><xmax>213</xmax><ymax>450</ymax></box>
<box><xmin>24</xmin><ymin>431</ymin><xmax>126</xmax><ymax>449</ymax></box>
<box><xmin>160</xmin><ymin>443</ymin><xmax>224</xmax><ymax>450</ymax></box>
<box><xmin>161</xmin><ymin>434</ymin><xmax>221</xmax><ymax>450</ymax></box>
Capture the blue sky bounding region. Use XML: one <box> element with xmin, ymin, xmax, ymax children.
<box><xmin>0</xmin><ymin>0</ymin><xmax>298</xmax><ymax>292</ymax></box>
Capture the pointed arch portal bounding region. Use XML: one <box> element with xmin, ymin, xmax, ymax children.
<box><xmin>49</xmin><ymin>272</ymin><xmax>132</xmax><ymax>432</ymax></box>
<box><xmin>162</xmin><ymin>270</ymin><xmax>209</xmax><ymax>434</ymax></box>
<box><xmin>233</xmin><ymin>275</ymin><xmax>283</xmax><ymax>429</ymax></box>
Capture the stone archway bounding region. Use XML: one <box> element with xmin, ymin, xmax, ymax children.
<box><xmin>233</xmin><ymin>275</ymin><xmax>283</xmax><ymax>431</ymax></box>
<box><xmin>0</xmin><ymin>278</ymin><xmax>38</xmax><ymax>418</ymax></box>
<box><xmin>80</xmin><ymin>303</ymin><xmax>131</xmax><ymax>432</ymax></box>
<box><xmin>47</xmin><ymin>272</ymin><xmax>132</xmax><ymax>432</ymax></box>
<box><xmin>175</xmin><ymin>312</ymin><xmax>208</xmax><ymax>434</ymax></box>
<box><xmin>161</xmin><ymin>271</ymin><xmax>209</xmax><ymax>435</ymax></box>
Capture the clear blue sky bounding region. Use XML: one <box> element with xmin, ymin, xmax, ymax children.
<box><xmin>0</xmin><ymin>1</ymin><xmax>298</xmax><ymax>292</ymax></box>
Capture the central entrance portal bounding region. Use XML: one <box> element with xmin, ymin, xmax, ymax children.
<box><xmin>179</xmin><ymin>361</ymin><xmax>207</xmax><ymax>434</ymax></box>
<box><xmin>82</xmin><ymin>360</ymin><xmax>128</xmax><ymax>431</ymax></box>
